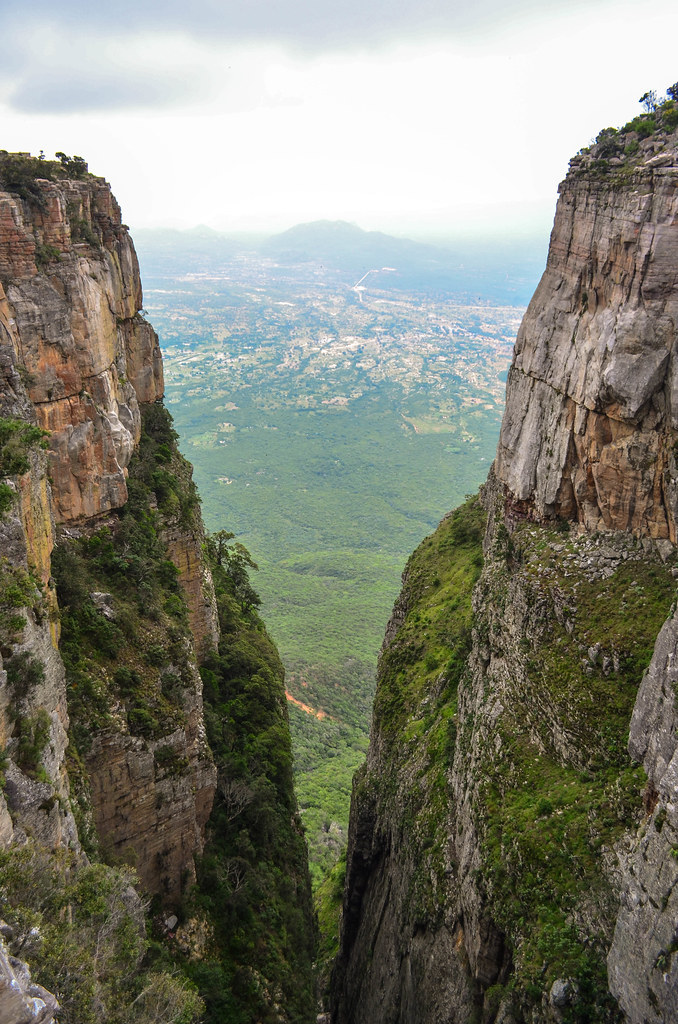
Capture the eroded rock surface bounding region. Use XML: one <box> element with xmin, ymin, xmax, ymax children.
<box><xmin>608</xmin><ymin>610</ymin><xmax>678</xmax><ymax>1023</ymax></box>
<box><xmin>0</xmin><ymin>178</ymin><xmax>163</xmax><ymax>522</ymax></box>
<box><xmin>0</xmin><ymin>167</ymin><xmax>214</xmax><ymax>900</ymax></box>
<box><xmin>0</xmin><ymin>930</ymin><xmax>58</xmax><ymax>1024</ymax></box>
<box><xmin>497</xmin><ymin>140</ymin><xmax>678</xmax><ymax>539</ymax></box>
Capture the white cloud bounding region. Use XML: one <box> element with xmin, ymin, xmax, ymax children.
<box><xmin>1</xmin><ymin>1</ymin><xmax>677</xmax><ymax>238</ymax></box>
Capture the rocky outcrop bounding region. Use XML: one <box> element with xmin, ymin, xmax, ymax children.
<box><xmin>0</xmin><ymin>929</ymin><xmax>58</xmax><ymax>1024</ymax></box>
<box><xmin>497</xmin><ymin>135</ymin><xmax>678</xmax><ymax>540</ymax></box>
<box><xmin>0</xmin><ymin>176</ymin><xmax>163</xmax><ymax>522</ymax></box>
<box><xmin>608</xmin><ymin>609</ymin><xmax>678</xmax><ymax>1023</ymax></box>
<box><xmin>164</xmin><ymin>522</ymin><xmax>219</xmax><ymax>659</ymax></box>
<box><xmin>86</xmin><ymin>712</ymin><xmax>215</xmax><ymax>903</ymax></box>
<box><xmin>0</xmin><ymin>164</ymin><xmax>213</xmax><ymax>897</ymax></box>
<box><xmin>334</xmin><ymin>110</ymin><xmax>678</xmax><ymax>1024</ymax></box>
<box><xmin>0</xmin><ymin>443</ymin><xmax>78</xmax><ymax>852</ymax></box>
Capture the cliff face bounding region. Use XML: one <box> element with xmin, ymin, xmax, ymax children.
<box><xmin>607</xmin><ymin>607</ymin><xmax>678</xmax><ymax>1022</ymax></box>
<box><xmin>0</xmin><ymin>156</ymin><xmax>315</xmax><ymax>1024</ymax></box>
<box><xmin>497</xmin><ymin>145</ymin><xmax>678</xmax><ymax>540</ymax></box>
<box><xmin>0</xmin><ymin>168</ymin><xmax>216</xmax><ymax>903</ymax></box>
<box><xmin>0</xmin><ymin>176</ymin><xmax>163</xmax><ymax>521</ymax></box>
<box><xmin>333</xmin><ymin>110</ymin><xmax>678</xmax><ymax>1023</ymax></box>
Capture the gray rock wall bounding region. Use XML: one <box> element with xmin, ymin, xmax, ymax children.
<box><xmin>608</xmin><ymin>609</ymin><xmax>678</xmax><ymax>1023</ymax></box>
<box><xmin>497</xmin><ymin>141</ymin><xmax>678</xmax><ymax>540</ymax></box>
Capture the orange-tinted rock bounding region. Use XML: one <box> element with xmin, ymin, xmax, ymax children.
<box><xmin>0</xmin><ymin>178</ymin><xmax>163</xmax><ymax>522</ymax></box>
<box><xmin>164</xmin><ymin>525</ymin><xmax>219</xmax><ymax>659</ymax></box>
<box><xmin>86</xmin><ymin>668</ymin><xmax>216</xmax><ymax>903</ymax></box>
<box><xmin>0</xmin><ymin>167</ymin><xmax>218</xmax><ymax>908</ymax></box>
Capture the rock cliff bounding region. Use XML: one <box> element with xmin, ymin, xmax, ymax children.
<box><xmin>0</xmin><ymin>154</ymin><xmax>314</xmax><ymax>1024</ymax></box>
<box><xmin>0</xmin><ymin>162</ymin><xmax>215</xmax><ymax>902</ymax></box>
<box><xmin>333</xmin><ymin>100</ymin><xmax>678</xmax><ymax>1023</ymax></box>
<box><xmin>0</xmin><ymin>172</ymin><xmax>163</xmax><ymax>521</ymax></box>
<box><xmin>497</xmin><ymin>130</ymin><xmax>678</xmax><ymax>541</ymax></box>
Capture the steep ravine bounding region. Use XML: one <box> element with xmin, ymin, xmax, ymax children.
<box><xmin>0</xmin><ymin>154</ymin><xmax>314</xmax><ymax>1024</ymax></box>
<box><xmin>332</xmin><ymin>103</ymin><xmax>678</xmax><ymax>1022</ymax></box>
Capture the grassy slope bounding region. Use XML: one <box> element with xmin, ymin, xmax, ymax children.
<box><xmin>336</xmin><ymin>493</ymin><xmax>677</xmax><ymax>1020</ymax></box>
<box><xmin>475</xmin><ymin>521</ymin><xmax>677</xmax><ymax>1017</ymax></box>
<box><xmin>320</xmin><ymin>497</ymin><xmax>487</xmax><ymax>1010</ymax></box>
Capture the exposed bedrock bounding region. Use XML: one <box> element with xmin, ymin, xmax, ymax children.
<box><xmin>334</xmin><ymin>125</ymin><xmax>678</xmax><ymax>1024</ymax></box>
<box><xmin>0</xmin><ymin>179</ymin><xmax>163</xmax><ymax>521</ymax></box>
<box><xmin>497</xmin><ymin>161</ymin><xmax>678</xmax><ymax>539</ymax></box>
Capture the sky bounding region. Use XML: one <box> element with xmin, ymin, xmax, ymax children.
<box><xmin>1</xmin><ymin>0</ymin><xmax>677</xmax><ymax>241</ymax></box>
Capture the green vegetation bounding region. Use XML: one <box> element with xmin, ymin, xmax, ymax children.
<box><xmin>314</xmin><ymin>852</ymin><xmax>346</xmax><ymax>1005</ymax></box>
<box><xmin>181</xmin><ymin>531</ymin><xmax>315</xmax><ymax>1024</ymax></box>
<box><xmin>576</xmin><ymin>82</ymin><xmax>678</xmax><ymax>180</ymax></box>
<box><xmin>0</xmin><ymin>559</ymin><xmax>42</xmax><ymax>652</ymax></box>
<box><xmin>526</xmin><ymin>550</ymin><xmax>675</xmax><ymax>765</ymax></box>
<box><xmin>474</xmin><ymin>522</ymin><xmax>677</xmax><ymax>1018</ymax></box>
<box><xmin>286</xmin><ymin>658</ymin><xmax>373</xmax><ymax>884</ymax></box>
<box><xmin>357</xmin><ymin>496</ymin><xmax>485</xmax><ymax>929</ymax></box>
<box><xmin>351</xmin><ymin>494</ymin><xmax>675</xmax><ymax>1018</ymax></box>
<box><xmin>375</xmin><ymin>495</ymin><xmax>485</xmax><ymax>739</ymax></box>
<box><xmin>143</xmin><ymin>256</ymin><xmax>517</xmax><ymax>890</ymax></box>
<box><xmin>0</xmin><ymin>150</ymin><xmax>89</xmax><ymax>207</ymax></box>
<box><xmin>483</xmin><ymin>748</ymin><xmax>644</xmax><ymax>1021</ymax></box>
<box><xmin>0</xmin><ymin>843</ymin><xmax>203</xmax><ymax>1024</ymax></box>
<box><xmin>0</xmin><ymin>416</ymin><xmax>49</xmax><ymax>473</ymax></box>
<box><xmin>35</xmin><ymin>243</ymin><xmax>62</xmax><ymax>269</ymax></box>
<box><xmin>51</xmin><ymin>401</ymin><xmax>314</xmax><ymax>1023</ymax></box>
<box><xmin>13</xmin><ymin>708</ymin><xmax>51</xmax><ymax>778</ymax></box>
<box><xmin>0</xmin><ymin>414</ymin><xmax>49</xmax><ymax>517</ymax></box>
<box><xmin>6</xmin><ymin>652</ymin><xmax>46</xmax><ymax>696</ymax></box>
<box><xmin>52</xmin><ymin>404</ymin><xmax>202</xmax><ymax>750</ymax></box>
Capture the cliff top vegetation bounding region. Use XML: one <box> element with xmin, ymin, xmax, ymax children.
<box><xmin>0</xmin><ymin>150</ymin><xmax>91</xmax><ymax>207</ymax></box>
<box><xmin>572</xmin><ymin>80</ymin><xmax>678</xmax><ymax>180</ymax></box>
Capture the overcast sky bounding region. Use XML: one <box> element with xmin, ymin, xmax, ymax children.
<box><xmin>2</xmin><ymin>0</ymin><xmax>677</xmax><ymax>240</ymax></box>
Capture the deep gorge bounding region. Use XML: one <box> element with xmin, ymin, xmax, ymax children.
<box><xmin>1</xmin><ymin>90</ymin><xmax>678</xmax><ymax>1024</ymax></box>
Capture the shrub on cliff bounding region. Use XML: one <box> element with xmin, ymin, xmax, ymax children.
<box><xmin>183</xmin><ymin>537</ymin><xmax>315</xmax><ymax>1024</ymax></box>
<box><xmin>0</xmin><ymin>415</ymin><xmax>49</xmax><ymax>519</ymax></box>
<box><xmin>0</xmin><ymin>844</ymin><xmax>205</xmax><ymax>1024</ymax></box>
<box><xmin>0</xmin><ymin>151</ymin><xmax>89</xmax><ymax>207</ymax></box>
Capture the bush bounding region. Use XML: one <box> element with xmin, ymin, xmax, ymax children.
<box><xmin>128</xmin><ymin>705</ymin><xmax>160</xmax><ymax>738</ymax></box>
<box><xmin>622</xmin><ymin>114</ymin><xmax>656</xmax><ymax>138</ymax></box>
<box><xmin>35</xmin><ymin>244</ymin><xmax>61</xmax><ymax>269</ymax></box>
<box><xmin>0</xmin><ymin>559</ymin><xmax>39</xmax><ymax>649</ymax></box>
<box><xmin>0</xmin><ymin>417</ymin><xmax>49</xmax><ymax>477</ymax></box>
<box><xmin>113</xmin><ymin>666</ymin><xmax>143</xmax><ymax>694</ymax></box>
<box><xmin>0</xmin><ymin>482</ymin><xmax>15</xmax><ymax>517</ymax></box>
<box><xmin>15</xmin><ymin>709</ymin><xmax>51</xmax><ymax>776</ymax></box>
<box><xmin>6</xmin><ymin>652</ymin><xmax>45</xmax><ymax>697</ymax></box>
<box><xmin>0</xmin><ymin>151</ymin><xmax>89</xmax><ymax>211</ymax></box>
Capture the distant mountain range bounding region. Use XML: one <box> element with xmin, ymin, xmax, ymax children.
<box><xmin>134</xmin><ymin>219</ymin><xmax>547</xmax><ymax>305</ymax></box>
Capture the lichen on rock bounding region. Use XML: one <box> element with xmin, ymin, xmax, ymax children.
<box><xmin>333</xmin><ymin>107</ymin><xmax>678</xmax><ymax>1024</ymax></box>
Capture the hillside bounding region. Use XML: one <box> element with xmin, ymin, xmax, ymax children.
<box><xmin>261</xmin><ymin>219</ymin><xmax>544</xmax><ymax>303</ymax></box>
<box><xmin>134</xmin><ymin>222</ymin><xmax>529</xmax><ymax>882</ymax></box>
<box><xmin>0</xmin><ymin>152</ymin><xmax>314</xmax><ymax>1024</ymax></box>
<box><xmin>331</xmin><ymin>93</ymin><xmax>678</xmax><ymax>1022</ymax></box>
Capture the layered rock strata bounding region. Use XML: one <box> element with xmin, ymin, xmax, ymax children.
<box><xmin>334</xmin><ymin>117</ymin><xmax>678</xmax><ymax>1023</ymax></box>
<box><xmin>0</xmin><ymin>167</ymin><xmax>215</xmax><ymax>902</ymax></box>
<box><xmin>0</xmin><ymin>177</ymin><xmax>163</xmax><ymax>521</ymax></box>
<box><xmin>497</xmin><ymin>140</ymin><xmax>678</xmax><ymax>540</ymax></box>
